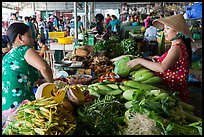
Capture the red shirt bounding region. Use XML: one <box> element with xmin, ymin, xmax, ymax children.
<box><xmin>106</xmin><ymin>17</ymin><xmax>111</xmax><ymax>25</ymax></box>
<box><xmin>155</xmin><ymin>44</ymin><xmax>190</xmax><ymax>102</ymax></box>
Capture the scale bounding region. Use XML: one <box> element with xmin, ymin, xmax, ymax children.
<box><xmin>54</xmin><ymin>61</ymin><xmax>83</xmax><ymax>78</ymax></box>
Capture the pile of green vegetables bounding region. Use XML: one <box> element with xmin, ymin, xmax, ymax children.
<box><xmin>122</xmin><ymin>80</ymin><xmax>202</xmax><ymax>135</ymax></box>
<box><xmin>75</xmin><ymin>95</ymin><xmax>126</xmax><ymax>135</ymax></box>
<box><xmin>94</xmin><ymin>35</ymin><xmax>141</xmax><ymax>58</ymax></box>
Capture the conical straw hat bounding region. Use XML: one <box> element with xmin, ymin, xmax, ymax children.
<box><xmin>152</xmin><ymin>14</ymin><xmax>194</xmax><ymax>41</ymax></box>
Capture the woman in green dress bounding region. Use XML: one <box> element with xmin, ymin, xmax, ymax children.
<box><xmin>2</xmin><ymin>22</ymin><xmax>54</xmax><ymax>111</ymax></box>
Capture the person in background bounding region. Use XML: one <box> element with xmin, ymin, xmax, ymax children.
<box><xmin>2</xmin><ymin>35</ymin><xmax>11</xmax><ymax>57</ymax></box>
<box><xmin>24</xmin><ymin>17</ymin><xmax>36</xmax><ymax>43</ymax></box>
<box><xmin>105</xmin><ymin>14</ymin><xmax>111</xmax><ymax>31</ymax></box>
<box><xmin>53</xmin><ymin>15</ymin><xmax>59</xmax><ymax>31</ymax></box>
<box><xmin>127</xmin><ymin>14</ymin><xmax>193</xmax><ymax>102</ymax></box>
<box><xmin>31</xmin><ymin>17</ymin><xmax>39</xmax><ymax>38</ymax></box>
<box><xmin>9</xmin><ymin>13</ymin><xmax>19</xmax><ymax>25</ymax></box>
<box><xmin>77</xmin><ymin>15</ymin><xmax>84</xmax><ymax>34</ymax></box>
<box><xmin>133</xmin><ymin>14</ymin><xmax>139</xmax><ymax>22</ymax></box>
<box><xmin>38</xmin><ymin>18</ymin><xmax>46</xmax><ymax>43</ymax></box>
<box><xmin>65</xmin><ymin>18</ymin><xmax>71</xmax><ymax>36</ymax></box>
<box><xmin>95</xmin><ymin>13</ymin><xmax>106</xmax><ymax>35</ymax></box>
<box><xmin>2</xmin><ymin>21</ymin><xmax>7</xmax><ymax>35</ymax></box>
<box><xmin>144</xmin><ymin>20</ymin><xmax>157</xmax><ymax>41</ymax></box>
<box><xmin>70</xmin><ymin>16</ymin><xmax>75</xmax><ymax>36</ymax></box>
<box><xmin>144</xmin><ymin>14</ymin><xmax>152</xmax><ymax>28</ymax></box>
<box><xmin>59</xmin><ymin>15</ymin><xmax>65</xmax><ymax>31</ymax></box>
<box><xmin>2</xmin><ymin>22</ymin><xmax>54</xmax><ymax>111</ymax></box>
<box><xmin>106</xmin><ymin>15</ymin><xmax>120</xmax><ymax>34</ymax></box>
<box><xmin>130</xmin><ymin>14</ymin><xmax>139</xmax><ymax>23</ymax></box>
<box><xmin>18</xmin><ymin>16</ymin><xmax>24</xmax><ymax>23</ymax></box>
<box><xmin>93</xmin><ymin>13</ymin><xmax>107</xmax><ymax>40</ymax></box>
<box><xmin>38</xmin><ymin>37</ymin><xmax>48</xmax><ymax>57</ymax></box>
<box><xmin>24</xmin><ymin>16</ymin><xmax>38</xmax><ymax>50</ymax></box>
<box><xmin>156</xmin><ymin>14</ymin><xmax>167</xmax><ymax>55</ymax></box>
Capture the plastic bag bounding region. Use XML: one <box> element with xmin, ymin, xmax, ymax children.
<box><xmin>185</xmin><ymin>2</ymin><xmax>202</xmax><ymax>19</ymax></box>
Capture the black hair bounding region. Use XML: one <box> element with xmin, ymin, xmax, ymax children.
<box><xmin>2</xmin><ymin>35</ymin><xmax>9</xmax><ymax>48</ymax></box>
<box><xmin>95</xmin><ymin>13</ymin><xmax>104</xmax><ymax>22</ymax></box>
<box><xmin>38</xmin><ymin>37</ymin><xmax>46</xmax><ymax>45</ymax></box>
<box><xmin>11</xmin><ymin>13</ymin><xmax>16</xmax><ymax>17</ymax></box>
<box><xmin>149</xmin><ymin>19</ymin><xmax>153</xmax><ymax>26</ymax></box>
<box><xmin>30</xmin><ymin>17</ymin><xmax>36</xmax><ymax>22</ymax></box>
<box><xmin>6</xmin><ymin>22</ymin><xmax>30</xmax><ymax>46</ymax></box>
<box><xmin>182</xmin><ymin>37</ymin><xmax>192</xmax><ymax>65</ymax></box>
<box><xmin>95</xmin><ymin>13</ymin><xmax>104</xmax><ymax>35</ymax></box>
<box><xmin>24</xmin><ymin>16</ymin><xmax>30</xmax><ymax>21</ymax></box>
<box><xmin>77</xmin><ymin>16</ymin><xmax>81</xmax><ymax>21</ymax></box>
<box><xmin>111</xmin><ymin>15</ymin><xmax>116</xmax><ymax>19</ymax></box>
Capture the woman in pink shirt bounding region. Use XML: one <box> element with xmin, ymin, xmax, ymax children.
<box><xmin>144</xmin><ymin>15</ymin><xmax>151</xmax><ymax>28</ymax></box>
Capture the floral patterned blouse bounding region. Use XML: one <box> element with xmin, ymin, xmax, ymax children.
<box><xmin>2</xmin><ymin>45</ymin><xmax>39</xmax><ymax>111</ymax></box>
<box><xmin>155</xmin><ymin>43</ymin><xmax>190</xmax><ymax>102</ymax></box>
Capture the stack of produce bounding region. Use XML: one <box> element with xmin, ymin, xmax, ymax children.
<box><xmin>87</xmin><ymin>81</ymin><xmax>123</xmax><ymax>98</ymax></box>
<box><xmin>121</xmin><ymin>80</ymin><xmax>202</xmax><ymax>135</ymax></box>
<box><xmin>94</xmin><ymin>35</ymin><xmax>142</xmax><ymax>58</ymax></box>
<box><xmin>2</xmin><ymin>97</ymin><xmax>76</xmax><ymax>135</ymax></box>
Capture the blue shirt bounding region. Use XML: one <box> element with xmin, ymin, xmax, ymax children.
<box><xmin>53</xmin><ymin>18</ymin><xmax>58</xmax><ymax>27</ymax></box>
<box><xmin>106</xmin><ymin>19</ymin><xmax>120</xmax><ymax>32</ymax></box>
<box><xmin>144</xmin><ymin>26</ymin><xmax>157</xmax><ymax>41</ymax></box>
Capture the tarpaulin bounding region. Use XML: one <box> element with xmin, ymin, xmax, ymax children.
<box><xmin>185</xmin><ymin>2</ymin><xmax>202</xmax><ymax>19</ymax></box>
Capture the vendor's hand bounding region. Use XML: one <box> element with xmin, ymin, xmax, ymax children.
<box><xmin>127</xmin><ymin>58</ymin><xmax>142</xmax><ymax>68</ymax></box>
<box><xmin>147</xmin><ymin>55</ymin><xmax>160</xmax><ymax>62</ymax></box>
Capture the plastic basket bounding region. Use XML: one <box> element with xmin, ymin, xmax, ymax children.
<box><xmin>88</xmin><ymin>36</ymin><xmax>95</xmax><ymax>46</ymax></box>
<box><xmin>48</xmin><ymin>31</ymin><xmax>66</xmax><ymax>39</ymax></box>
<box><xmin>57</xmin><ymin>36</ymin><xmax>74</xmax><ymax>44</ymax></box>
<box><xmin>132</xmin><ymin>22</ymin><xmax>139</xmax><ymax>26</ymax></box>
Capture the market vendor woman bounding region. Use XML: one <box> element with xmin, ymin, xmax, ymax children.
<box><xmin>2</xmin><ymin>22</ymin><xmax>54</xmax><ymax>111</ymax></box>
<box><xmin>127</xmin><ymin>14</ymin><xmax>194</xmax><ymax>102</ymax></box>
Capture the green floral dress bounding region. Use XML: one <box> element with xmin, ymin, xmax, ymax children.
<box><xmin>2</xmin><ymin>45</ymin><xmax>39</xmax><ymax>111</ymax></box>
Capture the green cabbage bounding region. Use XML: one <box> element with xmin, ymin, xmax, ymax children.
<box><xmin>114</xmin><ymin>56</ymin><xmax>131</xmax><ymax>78</ymax></box>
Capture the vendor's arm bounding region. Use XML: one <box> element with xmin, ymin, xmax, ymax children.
<box><xmin>127</xmin><ymin>45</ymin><xmax>180</xmax><ymax>72</ymax></box>
<box><xmin>106</xmin><ymin>22</ymin><xmax>111</xmax><ymax>29</ymax></box>
<box><xmin>25</xmin><ymin>48</ymin><xmax>54</xmax><ymax>83</ymax></box>
<box><xmin>2</xmin><ymin>47</ymin><xmax>10</xmax><ymax>54</ymax></box>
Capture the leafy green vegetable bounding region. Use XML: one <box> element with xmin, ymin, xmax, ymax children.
<box><xmin>120</xmin><ymin>38</ymin><xmax>141</xmax><ymax>56</ymax></box>
<box><xmin>75</xmin><ymin>95</ymin><xmax>126</xmax><ymax>135</ymax></box>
